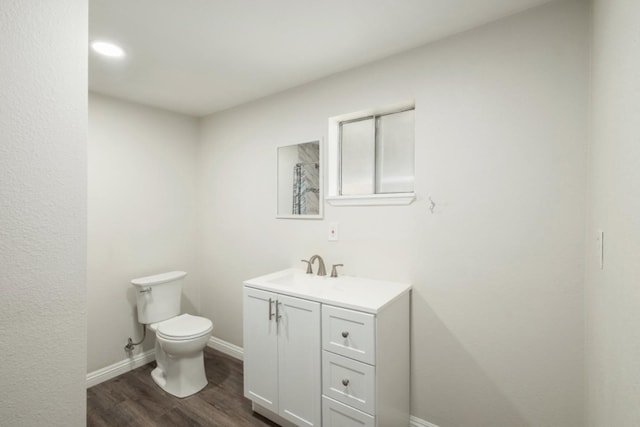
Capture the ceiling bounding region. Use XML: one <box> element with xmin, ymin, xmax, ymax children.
<box><xmin>89</xmin><ymin>0</ymin><xmax>553</xmax><ymax>117</ymax></box>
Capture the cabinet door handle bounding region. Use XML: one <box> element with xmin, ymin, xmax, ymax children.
<box><xmin>341</xmin><ymin>331</ymin><xmax>349</xmax><ymax>338</ymax></box>
<box><xmin>342</xmin><ymin>379</ymin><xmax>350</xmax><ymax>387</ymax></box>
<box><xmin>276</xmin><ymin>300</ymin><xmax>282</xmax><ymax>322</ymax></box>
<box><xmin>268</xmin><ymin>298</ymin><xmax>274</xmax><ymax>320</ymax></box>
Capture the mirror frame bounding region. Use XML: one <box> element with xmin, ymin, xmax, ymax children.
<box><xmin>276</xmin><ymin>138</ymin><xmax>323</xmax><ymax>220</ymax></box>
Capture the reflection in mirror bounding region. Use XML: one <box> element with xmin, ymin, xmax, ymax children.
<box><xmin>277</xmin><ymin>140</ymin><xmax>322</xmax><ymax>219</ymax></box>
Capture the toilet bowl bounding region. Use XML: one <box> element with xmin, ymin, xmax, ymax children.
<box><xmin>131</xmin><ymin>271</ymin><xmax>214</xmax><ymax>398</ymax></box>
<box><xmin>149</xmin><ymin>314</ymin><xmax>213</xmax><ymax>398</ymax></box>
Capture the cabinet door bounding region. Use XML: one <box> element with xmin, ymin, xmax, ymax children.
<box><xmin>243</xmin><ymin>287</ymin><xmax>278</xmax><ymax>412</ymax></box>
<box><xmin>277</xmin><ymin>294</ymin><xmax>321</xmax><ymax>426</ymax></box>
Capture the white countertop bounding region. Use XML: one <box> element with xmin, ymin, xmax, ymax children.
<box><xmin>243</xmin><ymin>268</ymin><xmax>411</xmax><ymax>314</ymax></box>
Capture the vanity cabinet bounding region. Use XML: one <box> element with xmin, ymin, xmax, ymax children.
<box><xmin>243</xmin><ymin>287</ymin><xmax>321</xmax><ymax>427</ymax></box>
<box><xmin>243</xmin><ymin>268</ymin><xmax>410</xmax><ymax>427</ymax></box>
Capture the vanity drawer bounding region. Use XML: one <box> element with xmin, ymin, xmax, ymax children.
<box><xmin>322</xmin><ymin>305</ymin><xmax>375</xmax><ymax>365</ymax></box>
<box><xmin>322</xmin><ymin>396</ymin><xmax>375</xmax><ymax>427</ymax></box>
<box><xmin>322</xmin><ymin>351</ymin><xmax>375</xmax><ymax>415</ymax></box>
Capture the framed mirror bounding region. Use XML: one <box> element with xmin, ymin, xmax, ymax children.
<box><xmin>277</xmin><ymin>139</ymin><xmax>323</xmax><ymax>219</ymax></box>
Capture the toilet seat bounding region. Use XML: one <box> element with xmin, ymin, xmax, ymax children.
<box><xmin>152</xmin><ymin>314</ymin><xmax>213</xmax><ymax>341</ymax></box>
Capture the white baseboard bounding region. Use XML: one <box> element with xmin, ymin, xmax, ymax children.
<box><xmin>207</xmin><ymin>335</ymin><xmax>244</xmax><ymax>360</ymax></box>
<box><xmin>410</xmin><ymin>415</ymin><xmax>440</xmax><ymax>427</ymax></box>
<box><xmin>85</xmin><ymin>335</ymin><xmax>240</xmax><ymax>389</ymax></box>
<box><xmin>86</xmin><ymin>349</ymin><xmax>155</xmax><ymax>389</ymax></box>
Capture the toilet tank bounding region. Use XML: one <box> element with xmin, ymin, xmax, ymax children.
<box><xmin>131</xmin><ymin>271</ymin><xmax>187</xmax><ymax>324</ymax></box>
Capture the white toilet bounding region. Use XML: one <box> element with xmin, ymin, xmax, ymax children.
<box><xmin>131</xmin><ymin>271</ymin><xmax>213</xmax><ymax>398</ymax></box>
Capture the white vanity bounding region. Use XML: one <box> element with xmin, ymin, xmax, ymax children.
<box><xmin>243</xmin><ymin>268</ymin><xmax>411</xmax><ymax>427</ymax></box>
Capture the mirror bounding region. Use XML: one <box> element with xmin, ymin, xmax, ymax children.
<box><xmin>277</xmin><ymin>140</ymin><xmax>322</xmax><ymax>219</ymax></box>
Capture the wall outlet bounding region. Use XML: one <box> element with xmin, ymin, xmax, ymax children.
<box><xmin>329</xmin><ymin>222</ymin><xmax>339</xmax><ymax>241</ymax></box>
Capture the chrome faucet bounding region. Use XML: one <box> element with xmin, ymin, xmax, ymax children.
<box><xmin>309</xmin><ymin>254</ymin><xmax>327</xmax><ymax>276</ymax></box>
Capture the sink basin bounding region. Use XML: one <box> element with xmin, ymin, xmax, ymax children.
<box><xmin>266</xmin><ymin>271</ymin><xmax>318</xmax><ymax>287</ymax></box>
<box><xmin>243</xmin><ymin>268</ymin><xmax>411</xmax><ymax>314</ymax></box>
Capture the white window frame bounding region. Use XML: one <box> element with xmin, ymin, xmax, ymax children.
<box><xmin>326</xmin><ymin>101</ymin><xmax>416</xmax><ymax>206</ymax></box>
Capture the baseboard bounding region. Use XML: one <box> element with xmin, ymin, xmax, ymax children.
<box><xmin>410</xmin><ymin>415</ymin><xmax>440</xmax><ymax>427</ymax></box>
<box><xmin>86</xmin><ymin>336</ymin><xmax>240</xmax><ymax>389</ymax></box>
<box><xmin>86</xmin><ymin>349</ymin><xmax>155</xmax><ymax>389</ymax></box>
<box><xmin>207</xmin><ymin>335</ymin><xmax>244</xmax><ymax>360</ymax></box>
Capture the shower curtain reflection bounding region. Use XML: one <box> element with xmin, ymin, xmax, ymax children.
<box><xmin>277</xmin><ymin>139</ymin><xmax>321</xmax><ymax>218</ymax></box>
<box><xmin>292</xmin><ymin>162</ymin><xmax>319</xmax><ymax>215</ymax></box>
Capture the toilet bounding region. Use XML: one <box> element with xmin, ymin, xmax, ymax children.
<box><xmin>131</xmin><ymin>271</ymin><xmax>213</xmax><ymax>398</ymax></box>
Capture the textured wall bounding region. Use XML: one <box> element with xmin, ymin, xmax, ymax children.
<box><xmin>586</xmin><ymin>0</ymin><xmax>640</xmax><ymax>425</ymax></box>
<box><xmin>88</xmin><ymin>93</ymin><xmax>200</xmax><ymax>372</ymax></box>
<box><xmin>199</xmin><ymin>1</ymin><xmax>588</xmax><ymax>426</ymax></box>
<box><xmin>0</xmin><ymin>1</ymin><xmax>87</xmax><ymax>425</ymax></box>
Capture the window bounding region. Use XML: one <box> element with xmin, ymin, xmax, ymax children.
<box><xmin>327</xmin><ymin>104</ymin><xmax>415</xmax><ymax>206</ymax></box>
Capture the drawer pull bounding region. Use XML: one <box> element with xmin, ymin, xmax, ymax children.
<box><xmin>341</xmin><ymin>331</ymin><xmax>349</xmax><ymax>338</ymax></box>
<box><xmin>342</xmin><ymin>379</ymin><xmax>350</xmax><ymax>387</ymax></box>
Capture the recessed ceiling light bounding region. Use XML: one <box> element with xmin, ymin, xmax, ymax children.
<box><xmin>91</xmin><ymin>41</ymin><xmax>125</xmax><ymax>58</ymax></box>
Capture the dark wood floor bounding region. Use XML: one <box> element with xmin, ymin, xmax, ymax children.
<box><xmin>87</xmin><ymin>348</ymin><xmax>279</xmax><ymax>427</ymax></box>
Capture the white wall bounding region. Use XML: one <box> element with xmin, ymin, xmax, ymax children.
<box><xmin>88</xmin><ymin>93</ymin><xmax>200</xmax><ymax>371</ymax></box>
<box><xmin>0</xmin><ymin>1</ymin><xmax>87</xmax><ymax>425</ymax></box>
<box><xmin>586</xmin><ymin>0</ymin><xmax>640</xmax><ymax>425</ymax></box>
<box><xmin>199</xmin><ymin>1</ymin><xmax>588</xmax><ymax>426</ymax></box>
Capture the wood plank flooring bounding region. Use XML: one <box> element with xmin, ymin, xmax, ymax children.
<box><xmin>87</xmin><ymin>348</ymin><xmax>279</xmax><ymax>427</ymax></box>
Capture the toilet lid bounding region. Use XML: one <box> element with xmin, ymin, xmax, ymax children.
<box><xmin>156</xmin><ymin>314</ymin><xmax>213</xmax><ymax>340</ymax></box>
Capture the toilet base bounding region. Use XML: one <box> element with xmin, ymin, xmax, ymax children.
<box><xmin>151</xmin><ymin>352</ymin><xmax>208</xmax><ymax>398</ymax></box>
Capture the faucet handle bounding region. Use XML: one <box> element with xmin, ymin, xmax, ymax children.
<box><xmin>330</xmin><ymin>264</ymin><xmax>344</xmax><ymax>278</ymax></box>
<box><xmin>301</xmin><ymin>259</ymin><xmax>313</xmax><ymax>274</ymax></box>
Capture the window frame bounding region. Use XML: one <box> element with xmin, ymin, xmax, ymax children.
<box><xmin>327</xmin><ymin>102</ymin><xmax>416</xmax><ymax>206</ymax></box>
